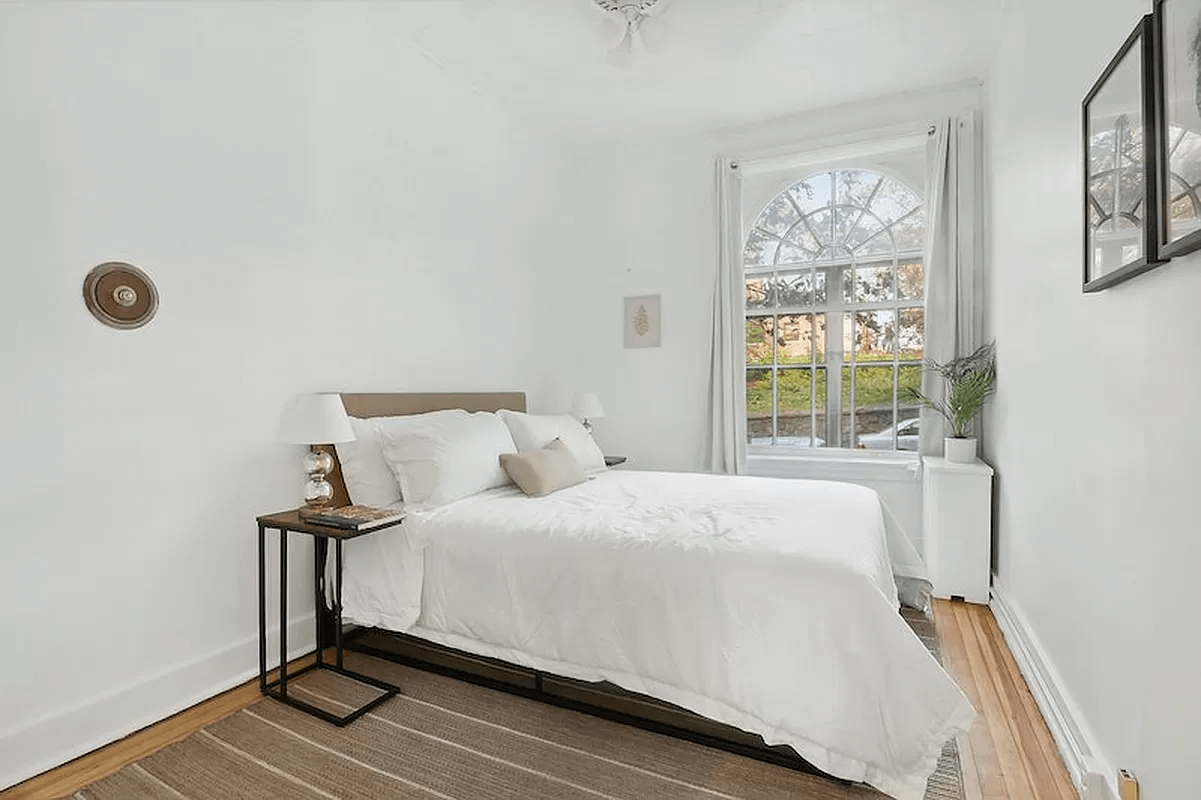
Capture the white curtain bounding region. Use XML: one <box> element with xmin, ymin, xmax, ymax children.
<box><xmin>920</xmin><ymin>113</ymin><xmax>985</xmax><ymax>457</ymax></box>
<box><xmin>706</xmin><ymin>157</ymin><xmax>746</xmax><ymax>474</ymax></box>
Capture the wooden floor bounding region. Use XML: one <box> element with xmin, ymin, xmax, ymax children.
<box><xmin>3</xmin><ymin>603</ymin><xmax>1075</xmax><ymax>800</ymax></box>
<box><xmin>932</xmin><ymin>599</ymin><xmax>1077</xmax><ymax>800</ymax></box>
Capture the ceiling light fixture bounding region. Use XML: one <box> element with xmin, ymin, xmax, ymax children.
<box><xmin>593</xmin><ymin>0</ymin><xmax>668</xmax><ymax>67</ymax></box>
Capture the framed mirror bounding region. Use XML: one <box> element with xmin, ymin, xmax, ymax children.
<box><xmin>1083</xmin><ymin>14</ymin><xmax>1164</xmax><ymax>292</ymax></box>
<box><xmin>1153</xmin><ymin>0</ymin><xmax>1201</xmax><ymax>260</ymax></box>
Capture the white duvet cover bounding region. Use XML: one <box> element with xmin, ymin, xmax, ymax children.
<box><xmin>337</xmin><ymin>470</ymin><xmax>974</xmax><ymax>800</ymax></box>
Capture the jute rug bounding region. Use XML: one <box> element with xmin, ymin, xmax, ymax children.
<box><xmin>64</xmin><ymin>611</ymin><xmax>963</xmax><ymax>800</ymax></box>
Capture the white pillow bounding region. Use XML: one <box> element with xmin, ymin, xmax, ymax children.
<box><xmin>334</xmin><ymin>410</ymin><xmax>468</xmax><ymax>507</ymax></box>
<box><xmin>333</xmin><ymin>416</ymin><xmax>401</xmax><ymax>508</ymax></box>
<box><xmin>496</xmin><ymin>410</ymin><xmax>606</xmax><ymax>473</ymax></box>
<box><xmin>379</xmin><ymin>411</ymin><xmax>517</xmax><ymax>508</ymax></box>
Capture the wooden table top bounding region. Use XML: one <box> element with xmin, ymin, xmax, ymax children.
<box><xmin>256</xmin><ymin>508</ymin><xmax>404</xmax><ymax>539</ymax></box>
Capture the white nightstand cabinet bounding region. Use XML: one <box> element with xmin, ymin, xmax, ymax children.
<box><xmin>922</xmin><ymin>456</ymin><xmax>994</xmax><ymax>604</ymax></box>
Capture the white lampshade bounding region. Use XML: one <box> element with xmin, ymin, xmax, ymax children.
<box><xmin>279</xmin><ymin>393</ymin><xmax>355</xmax><ymax>445</ymax></box>
<box><xmin>570</xmin><ymin>392</ymin><xmax>605</xmax><ymax>421</ymax></box>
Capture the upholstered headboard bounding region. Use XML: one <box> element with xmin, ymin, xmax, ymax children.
<box><xmin>315</xmin><ymin>392</ymin><xmax>527</xmax><ymax>508</ymax></box>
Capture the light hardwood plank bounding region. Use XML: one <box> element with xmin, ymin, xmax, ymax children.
<box><xmin>0</xmin><ymin>655</ymin><xmax>316</xmax><ymax>800</ymax></box>
<box><xmin>935</xmin><ymin>599</ymin><xmax>1076</xmax><ymax>800</ymax></box>
<box><xmin>979</xmin><ymin>607</ymin><xmax>1078</xmax><ymax>800</ymax></box>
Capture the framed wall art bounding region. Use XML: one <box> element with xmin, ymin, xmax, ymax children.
<box><xmin>1083</xmin><ymin>14</ymin><xmax>1165</xmax><ymax>292</ymax></box>
<box><xmin>1153</xmin><ymin>0</ymin><xmax>1201</xmax><ymax>260</ymax></box>
<box><xmin>623</xmin><ymin>294</ymin><xmax>661</xmax><ymax>348</ymax></box>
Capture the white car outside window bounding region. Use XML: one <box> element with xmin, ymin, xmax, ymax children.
<box><xmin>858</xmin><ymin>417</ymin><xmax>920</xmax><ymax>451</ymax></box>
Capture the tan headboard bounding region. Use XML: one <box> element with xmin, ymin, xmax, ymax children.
<box><xmin>316</xmin><ymin>392</ymin><xmax>527</xmax><ymax>508</ymax></box>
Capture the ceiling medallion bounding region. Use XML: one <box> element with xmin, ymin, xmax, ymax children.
<box><xmin>82</xmin><ymin>261</ymin><xmax>160</xmax><ymax>330</ymax></box>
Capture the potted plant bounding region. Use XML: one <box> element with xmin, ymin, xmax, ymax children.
<box><xmin>907</xmin><ymin>341</ymin><xmax>996</xmax><ymax>463</ymax></box>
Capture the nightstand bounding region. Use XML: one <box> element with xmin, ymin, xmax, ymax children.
<box><xmin>257</xmin><ymin>509</ymin><xmax>401</xmax><ymax>725</ymax></box>
<box><xmin>604</xmin><ymin>455</ymin><xmax>627</xmax><ymax>467</ymax></box>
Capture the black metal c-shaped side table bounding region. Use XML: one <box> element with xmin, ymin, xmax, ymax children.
<box><xmin>256</xmin><ymin>509</ymin><xmax>401</xmax><ymax>726</ymax></box>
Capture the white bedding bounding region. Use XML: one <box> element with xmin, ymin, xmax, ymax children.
<box><xmin>337</xmin><ymin>470</ymin><xmax>974</xmax><ymax>800</ymax></box>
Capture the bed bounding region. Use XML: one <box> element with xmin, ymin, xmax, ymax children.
<box><xmin>315</xmin><ymin>392</ymin><xmax>975</xmax><ymax>800</ymax></box>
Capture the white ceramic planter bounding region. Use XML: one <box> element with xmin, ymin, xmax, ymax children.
<box><xmin>944</xmin><ymin>436</ymin><xmax>977</xmax><ymax>463</ymax></box>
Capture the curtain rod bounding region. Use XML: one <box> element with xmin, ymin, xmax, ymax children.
<box><xmin>729</xmin><ymin>127</ymin><xmax>934</xmax><ymax>173</ymax></box>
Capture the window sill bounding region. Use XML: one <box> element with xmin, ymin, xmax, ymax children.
<box><xmin>745</xmin><ymin>448</ymin><xmax>920</xmax><ymax>483</ymax></box>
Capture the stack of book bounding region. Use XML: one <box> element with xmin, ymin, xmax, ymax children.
<box><xmin>299</xmin><ymin>505</ymin><xmax>404</xmax><ymax>531</ymax></box>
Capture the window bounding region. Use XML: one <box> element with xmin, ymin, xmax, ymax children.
<box><xmin>744</xmin><ymin>168</ymin><xmax>925</xmax><ymax>452</ymax></box>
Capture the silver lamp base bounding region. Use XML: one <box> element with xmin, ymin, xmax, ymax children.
<box><xmin>302</xmin><ymin>449</ymin><xmax>335</xmax><ymax>509</ymax></box>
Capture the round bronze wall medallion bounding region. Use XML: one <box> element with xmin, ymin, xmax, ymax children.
<box><xmin>82</xmin><ymin>262</ymin><xmax>159</xmax><ymax>329</ymax></box>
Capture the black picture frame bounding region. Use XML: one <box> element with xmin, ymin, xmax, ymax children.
<box><xmin>1083</xmin><ymin>15</ymin><xmax>1164</xmax><ymax>292</ymax></box>
<box><xmin>1153</xmin><ymin>0</ymin><xmax>1201</xmax><ymax>260</ymax></box>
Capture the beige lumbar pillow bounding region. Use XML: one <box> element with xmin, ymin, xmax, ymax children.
<box><xmin>499</xmin><ymin>438</ymin><xmax>586</xmax><ymax>497</ymax></box>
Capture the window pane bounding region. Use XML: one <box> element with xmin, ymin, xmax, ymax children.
<box><xmin>813</xmin><ymin>313</ymin><xmax>827</xmax><ymax>363</ymax></box>
<box><xmin>854</xmin><ymin>265</ymin><xmax>894</xmax><ymax>303</ymax></box>
<box><xmin>744</xmin><ymin>230</ymin><xmax>779</xmax><ymax>267</ymax></box>
<box><xmin>847</xmin><ymin>213</ymin><xmax>885</xmax><ymax>250</ymax></box>
<box><xmin>896</xmin><ymin>366</ymin><xmax>923</xmax><ymax>451</ymax></box>
<box><xmin>778</xmin><ymin>368</ymin><xmax>820</xmax><ymax>447</ymax></box>
<box><xmin>856</xmin><ymin>229</ymin><xmax>895</xmax><ymax>257</ymax></box>
<box><xmin>836</xmin><ymin>169</ymin><xmax>882</xmax><ymax>208</ymax></box>
<box><xmin>808</xmin><ymin>208</ymin><xmax>834</xmax><ymax>247</ymax></box>
<box><xmin>832</xmin><ymin>205</ymin><xmax>858</xmax><ymax>247</ymax></box>
<box><xmin>783</xmin><ymin>223</ymin><xmax>821</xmax><ymax>254</ymax></box>
<box><xmin>854</xmin><ymin>309</ymin><xmax>897</xmax><ymax>361</ymax></box>
<box><xmin>746</xmin><ymin>316</ymin><xmax>775</xmax><ymax>366</ymax></box>
<box><xmin>776</xmin><ymin>314</ymin><xmax>816</xmax><ymax>364</ymax></box>
<box><xmin>891</xmin><ymin>209</ymin><xmax>924</xmax><ymax>251</ymax></box>
<box><xmin>788</xmin><ymin>175</ymin><xmax>832</xmax><ymax>214</ymax></box>
<box><xmin>853</xmin><ymin>365</ymin><xmax>896</xmax><ymax>449</ymax></box>
<box><xmin>776</xmin><ymin>271</ymin><xmax>813</xmax><ymax>307</ymax></box>
<box><xmin>746</xmin><ymin>277</ymin><xmax>772</xmax><ymax>310</ymax></box>
<box><xmin>757</xmin><ymin>195</ymin><xmax>801</xmax><ymax>237</ymax></box>
<box><xmin>898</xmin><ymin>308</ymin><xmax>924</xmax><ymax>361</ymax></box>
<box><xmin>746</xmin><ymin>368</ymin><xmax>773</xmax><ymax>444</ymax></box>
<box><xmin>840</xmin><ymin>364</ymin><xmax>852</xmax><ymax>447</ymax></box>
<box><xmin>812</xmin><ymin>270</ymin><xmax>829</xmax><ymax>305</ymax></box>
<box><xmin>870</xmin><ymin>181</ymin><xmax>921</xmax><ymax>224</ymax></box>
<box><xmin>898</xmin><ymin>261</ymin><xmax>923</xmax><ymax>300</ymax></box>
<box><xmin>776</xmin><ymin>242</ymin><xmax>811</xmax><ymax>265</ymax></box>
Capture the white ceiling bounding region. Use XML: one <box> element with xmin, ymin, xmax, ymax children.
<box><xmin>390</xmin><ymin>0</ymin><xmax>1006</xmax><ymax>141</ymax></box>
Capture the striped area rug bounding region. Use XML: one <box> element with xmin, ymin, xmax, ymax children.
<box><xmin>66</xmin><ymin>612</ymin><xmax>963</xmax><ymax>800</ymax></box>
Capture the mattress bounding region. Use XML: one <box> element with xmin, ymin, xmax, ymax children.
<box><xmin>336</xmin><ymin>470</ymin><xmax>975</xmax><ymax>800</ymax></box>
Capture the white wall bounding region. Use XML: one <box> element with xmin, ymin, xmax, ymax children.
<box><xmin>0</xmin><ymin>2</ymin><xmax>576</xmax><ymax>788</ymax></box>
<box><xmin>986</xmin><ymin>0</ymin><xmax>1201</xmax><ymax>796</ymax></box>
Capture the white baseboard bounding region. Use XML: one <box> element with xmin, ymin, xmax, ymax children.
<box><xmin>989</xmin><ymin>578</ymin><xmax>1115</xmax><ymax>800</ymax></box>
<box><xmin>0</xmin><ymin>614</ymin><xmax>315</xmax><ymax>792</ymax></box>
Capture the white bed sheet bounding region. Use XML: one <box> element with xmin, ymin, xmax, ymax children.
<box><xmin>337</xmin><ymin>470</ymin><xmax>974</xmax><ymax>800</ymax></box>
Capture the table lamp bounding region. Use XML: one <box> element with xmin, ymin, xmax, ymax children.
<box><xmin>279</xmin><ymin>393</ymin><xmax>356</xmax><ymax>509</ymax></box>
<box><xmin>570</xmin><ymin>392</ymin><xmax>605</xmax><ymax>434</ymax></box>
